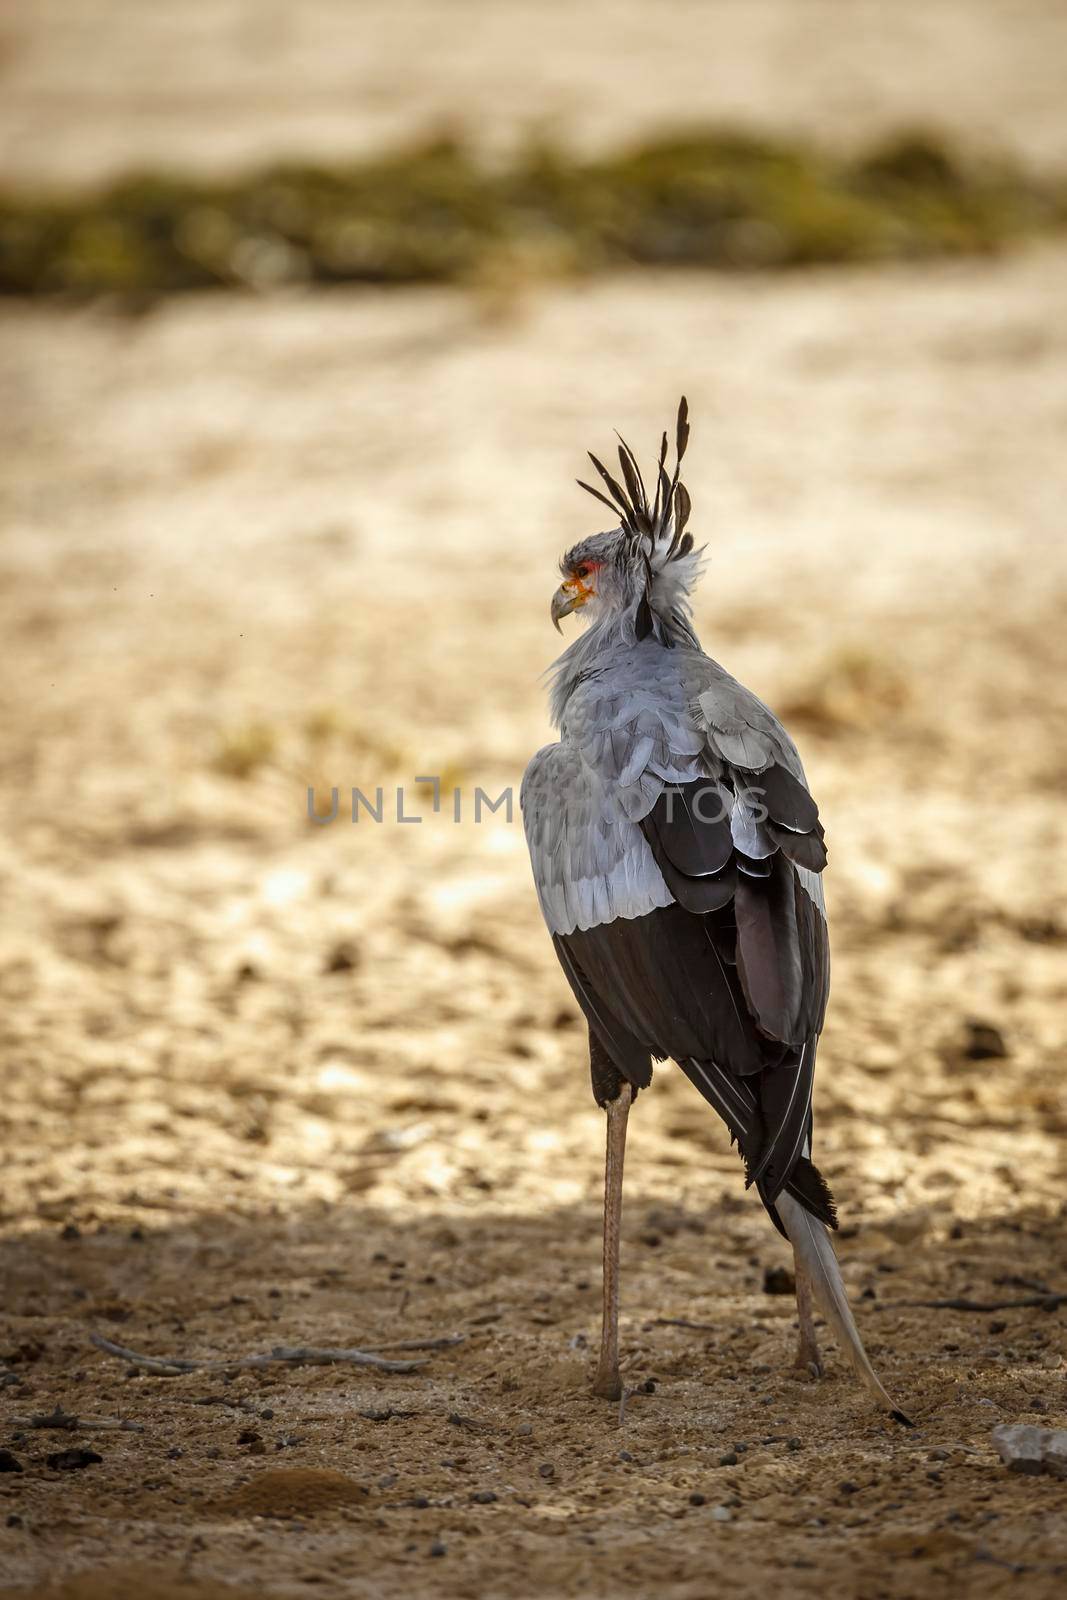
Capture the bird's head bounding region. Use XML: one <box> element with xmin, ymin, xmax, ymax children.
<box><xmin>551</xmin><ymin>529</ymin><xmax>630</xmax><ymax>630</ymax></box>
<box><xmin>551</xmin><ymin>398</ymin><xmax>703</xmax><ymax>642</ymax></box>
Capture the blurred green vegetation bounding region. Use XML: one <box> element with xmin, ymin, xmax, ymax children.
<box><xmin>1</xmin><ymin>129</ymin><xmax>1063</xmax><ymax>297</ymax></box>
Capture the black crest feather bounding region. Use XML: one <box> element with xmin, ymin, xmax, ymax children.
<box><xmin>616</xmin><ymin>443</ymin><xmax>651</xmax><ymax>532</ymax></box>
<box><xmin>669</xmin><ymin>482</ymin><xmax>692</xmax><ymax>559</ymax></box>
<box><xmin>676</xmin><ymin>395</ymin><xmax>690</xmax><ymax>463</ymax></box>
<box><xmin>576</xmin><ymin>478</ymin><xmax>622</xmax><ymax>517</ymax></box>
<box><xmin>587</xmin><ymin>452</ymin><xmax>633</xmax><ymax>528</ymax></box>
<box><xmin>575</xmin><ymin>397</ymin><xmax>699</xmax><ymax>632</ymax></box>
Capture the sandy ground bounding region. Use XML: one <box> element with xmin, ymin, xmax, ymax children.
<box><xmin>4</xmin><ymin>1</ymin><xmax>1067</xmax><ymax>187</ymax></box>
<box><xmin>0</xmin><ymin>243</ymin><xmax>1066</xmax><ymax>1596</ymax></box>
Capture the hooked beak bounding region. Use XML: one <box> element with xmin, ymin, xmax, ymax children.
<box><xmin>551</xmin><ymin>576</ymin><xmax>592</xmax><ymax>632</ymax></box>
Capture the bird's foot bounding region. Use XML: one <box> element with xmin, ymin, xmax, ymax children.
<box><xmin>794</xmin><ymin>1341</ymin><xmax>824</xmax><ymax>1380</ymax></box>
<box><xmin>592</xmin><ymin>1365</ymin><xmax>623</xmax><ymax>1401</ymax></box>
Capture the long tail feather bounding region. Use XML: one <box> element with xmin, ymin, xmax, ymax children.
<box><xmin>775</xmin><ymin>1191</ymin><xmax>912</xmax><ymax>1425</ymax></box>
<box><xmin>781</xmin><ymin>1155</ymin><xmax>837</xmax><ymax>1230</ymax></box>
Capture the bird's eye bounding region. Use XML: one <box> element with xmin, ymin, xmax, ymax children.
<box><xmin>574</xmin><ymin>564</ymin><xmax>591</xmax><ymax>580</ymax></box>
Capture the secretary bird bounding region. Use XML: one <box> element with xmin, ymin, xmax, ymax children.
<box><xmin>520</xmin><ymin>401</ymin><xmax>908</xmax><ymax>1422</ymax></box>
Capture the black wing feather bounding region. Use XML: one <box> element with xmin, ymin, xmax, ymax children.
<box><xmin>644</xmin><ymin>780</ymin><xmax>733</xmax><ymax>877</ymax></box>
<box><xmin>748</xmin><ymin>1038</ymin><xmax>816</xmax><ymax>1189</ymax></box>
<box><xmin>754</xmin><ymin>763</ymin><xmax>820</xmax><ymax>833</ymax></box>
<box><xmin>768</xmin><ymin>821</ymin><xmax>828</xmax><ymax>873</ymax></box>
<box><xmin>557</xmin><ymin>906</ymin><xmax>763</xmax><ymax>1079</ymax></box>
<box><xmin>734</xmin><ymin>855</ymin><xmax>806</xmax><ymax>1045</ymax></box>
<box><xmin>553</xmin><ymin>935</ymin><xmax>653</xmax><ymax>1088</ymax></box>
<box><xmin>680</xmin><ymin>1054</ymin><xmax>837</xmax><ymax>1232</ymax></box>
<box><xmin>638</xmin><ymin>779</ymin><xmax>736</xmax><ymax>912</ymax></box>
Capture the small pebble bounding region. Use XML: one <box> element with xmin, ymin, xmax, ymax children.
<box><xmin>961</xmin><ymin>1019</ymin><xmax>1007</xmax><ymax>1061</ymax></box>
<box><xmin>516</xmin><ymin>1423</ymin><xmax>533</xmax><ymax>1436</ymax></box>
<box><xmin>410</xmin><ymin>1496</ymin><xmax>430</xmax><ymax>1509</ymax></box>
<box><xmin>471</xmin><ymin>1490</ymin><xmax>498</xmax><ymax>1504</ymax></box>
<box><xmin>719</xmin><ymin>1452</ymin><xmax>738</xmax><ymax>1467</ymax></box>
<box><xmin>710</xmin><ymin>1506</ymin><xmax>732</xmax><ymax>1522</ymax></box>
<box><xmin>429</xmin><ymin>1540</ymin><xmax>446</xmax><ymax>1558</ymax></box>
<box><xmin>618</xmin><ymin>1450</ymin><xmax>633</xmax><ymax>1462</ymax></box>
<box><xmin>0</xmin><ymin>1451</ymin><xmax>24</xmax><ymax>1474</ymax></box>
<box><xmin>787</xmin><ymin>1438</ymin><xmax>802</xmax><ymax>1452</ymax></box>
<box><xmin>538</xmin><ymin>1462</ymin><xmax>555</xmax><ymax>1479</ymax></box>
<box><xmin>324</xmin><ymin>941</ymin><xmax>359</xmax><ymax>973</ymax></box>
<box><xmin>993</xmin><ymin>1421</ymin><xmax>1067</xmax><ymax>1476</ymax></box>
<box><xmin>688</xmin><ymin>1492</ymin><xmax>705</xmax><ymax>1506</ymax></box>
<box><xmin>641</xmin><ymin>1379</ymin><xmax>656</xmax><ymax>1394</ymax></box>
<box><xmin>7</xmin><ymin>1513</ymin><xmax>23</xmax><ymax>1527</ymax></box>
<box><xmin>165</xmin><ymin>1447</ymin><xmax>183</xmax><ymax>1461</ymax></box>
<box><xmin>839</xmin><ymin>1481</ymin><xmax>858</xmax><ymax>1495</ymax></box>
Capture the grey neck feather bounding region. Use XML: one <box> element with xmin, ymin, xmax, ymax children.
<box><xmin>546</xmin><ymin>602</ymin><xmax>701</xmax><ymax>727</ymax></box>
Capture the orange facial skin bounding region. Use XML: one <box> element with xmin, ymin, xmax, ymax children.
<box><xmin>563</xmin><ymin>561</ymin><xmax>600</xmax><ymax>604</ymax></box>
<box><xmin>552</xmin><ymin>559</ymin><xmax>603</xmax><ymax>630</ymax></box>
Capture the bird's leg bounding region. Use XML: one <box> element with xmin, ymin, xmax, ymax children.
<box><xmin>793</xmin><ymin>1254</ymin><xmax>824</xmax><ymax>1378</ymax></box>
<box><xmin>592</xmin><ymin>1080</ymin><xmax>632</xmax><ymax>1401</ymax></box>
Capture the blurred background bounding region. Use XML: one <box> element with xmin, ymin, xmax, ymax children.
<box><xmin>2</xmin><ymin>5</ymin><xmax>1067</xmax><ymax>1597</ymax></box>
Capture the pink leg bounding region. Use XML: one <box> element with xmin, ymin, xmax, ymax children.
<box><xmin>592</xmin><ymin>1083</ymin><xmax>632</xmax><ymax>1400</ymax></box>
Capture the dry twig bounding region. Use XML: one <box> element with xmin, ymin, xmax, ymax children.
<box><xmin>14</xmin><ymin>1406</ymin><xmax>145</xmax><ymax>1434</ymax></box>
<box><xmin>90</xmin><ymin>1332</ymin><xmax>428</xmax><ymax>1374</ymax></box>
